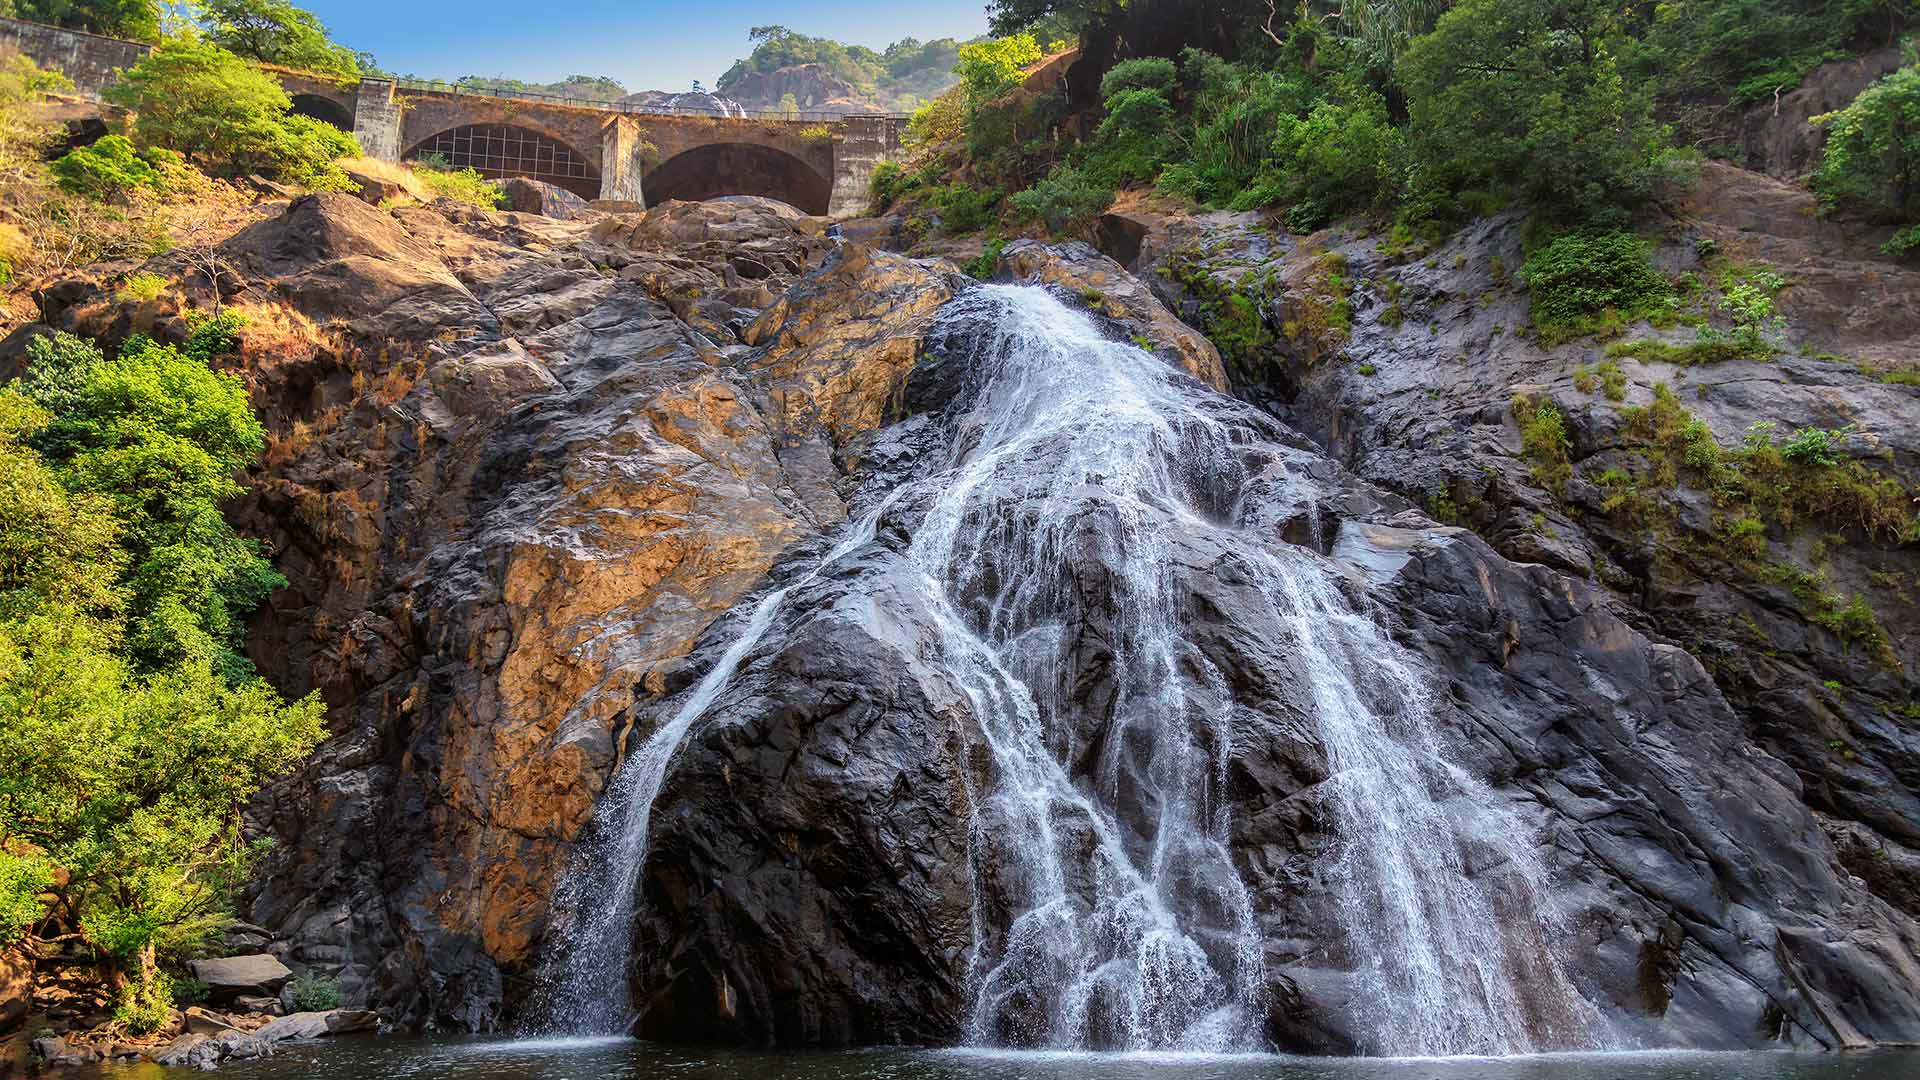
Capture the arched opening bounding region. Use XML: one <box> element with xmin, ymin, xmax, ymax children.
<box><xmin>403</xmin><ymin>124</ymin><xmax>599</xmax><ymax>200</ymax></box>
<box><xmin>644</xmin><ymin>143</ymin><xmax>831</xmax><ymax>215</ymax></box>
<box><xmin>289</xmin><ymin>94</ymin><xmax>355</xmax><ymax>132</ymax></box>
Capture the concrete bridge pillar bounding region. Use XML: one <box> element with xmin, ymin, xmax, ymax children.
<box><xmin>827</xmin><ymin>115</ymin><xmax>905</xmax><ymax>218</ymax></box>
<box><xmin>599</xmin><ymin>115</ymin><xmax>647</xmax><ymax>204</ymax></box>
<box><xmin>352</xmin><ymin>78</ymin><xmax>403</xmax><ymax>162</ymax></box>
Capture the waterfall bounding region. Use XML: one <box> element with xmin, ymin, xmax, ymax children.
<box><xmin>904</xmin><ymin>285</ymin><xmax>1597</xmax><ymax>1055</ymax></box>
<box><xmin>530</xmin><ymin>281</ymin><xmax>1597</xmax><ymax>1056</ymax></box>
<box><xmin>527</xmin><ymin>504</ymin><xmax>892</xmax><ymax>1035</ymax></box>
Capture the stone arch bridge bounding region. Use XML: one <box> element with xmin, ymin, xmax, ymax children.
<box><xmin>1</xmin><ymin>16</ymin><xmax>907</xmax><ymax>216</ymax></box>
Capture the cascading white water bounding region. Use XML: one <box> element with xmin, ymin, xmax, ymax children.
<box><xmin>901</xmin><ymin>285</ymin><xmax>1597</xmax><ymax>1055</ymax></box>
<box><xmin>531</xmin><ymin>282</ymin><xmax>1597</xmax><ymax>1055</ymax></box>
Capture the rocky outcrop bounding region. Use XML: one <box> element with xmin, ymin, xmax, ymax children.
<box><xmin>1122</xmin><ymin>163</ymin><xmax>1920</xmax><ymax>954</ymax></box>
<box><xmin>189</xmin><ymin>954</ymin><xmax>293</xmax><ymax>998</ymax></box>
<box><xmin>717</xmin><ymin>64</ymin><xmax>869</xmax><ymax>115</ymax></box>
<box><xmin>19</xmin><ymin>161</ymin><xmax>1919</xmax><ymax>1054</ymax></box>
<box><xmin>500</xmin><ymin>177</ymin><xmax>590</xmax><ymax>220</ymax></box>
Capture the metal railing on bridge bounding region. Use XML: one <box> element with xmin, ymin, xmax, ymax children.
<box><xmin>387</xmin><ymin>78</ymin><xmax>911</xmax><ymax>123</ymax></box>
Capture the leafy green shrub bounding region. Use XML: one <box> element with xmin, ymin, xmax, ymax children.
<box><xmin>116</xmin><ymin>271</ymin><xmax>168</xmax><ymax>304</ymax></box>
<box><xmin>1010</xmin><ymin>163</ymin><xmax>1113</xmax><ymax>236</ymax></box>
<box><xmin>1814</xmin><ymin>62</ymin><xmax>1920</xmax><ymax>224</ymax></box>
<box><xmin>965</xmin><ymin>235</ymin><xmax>1006</xmax><ymax>280</ymax></box>
<box><xmin>868</xmin><ymin>161</ymin><xmax>908</xmax><ymax>213</ymax></box>
<box><xmin>1520</xmin><ymin>231</ymin><xmax>1672</xmax><ymax>340</ymax></box>
<box><xmin>289</xmin><ymin>971</ymin><xmax>342</xmax><ymax>1011</ymax></box>
<box><xmin>1780</xmin><ymin>424</ymin><xmax>1850</xmax><ymax>467</ymax></box>
<box><xmin>114</xmin><ymin>971</ymin><xmax>173</xmax><ymax>1034</ymax></box>
<box><xmin>51</xmin><ymin>135</ymin><xmax>180</xmax><ymax>200</ymax></box>
<box><xmin>1885</xmin><ymin>223</ymin><xmax>1920</xmax><ymax>257</ymax></box>
<box><xmin>1514</xmin><ymin>395</ymin><xmax>1572</xmax><ymax>493</ymax></box>
<box><xmin>272</xmin><ymin>114</ymin><xmax>360</xmax><ymax>191</ymax></box>
<box><xmin>935</xmin><ymin>184</ymin><xmax>1001</xmax><ymax>234</ymax></box>
<box><xmin>414</xmin><ymin>161</ymin><xmax>505</xmax><ymax>208</ymax></box>
<box><xmin>1158</xmin><ymin>49</ymin><xmax>1313</xmax><ymax>209</ymax></box>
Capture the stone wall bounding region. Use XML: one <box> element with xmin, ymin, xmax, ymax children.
<box><xmin>827</xmin><ymin>115</ymin><xmax>907</xmax><ymax>217</ymax></box>
<box><xmin>0</xmin><ymin>16</ymin><xmax>151</xmax><ymax>97</ymax></box>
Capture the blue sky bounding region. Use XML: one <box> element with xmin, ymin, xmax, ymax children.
<box><xmin>305</xmin><ymin>2</ymin><xmax>990</xmax><ymax>93</ymax></box>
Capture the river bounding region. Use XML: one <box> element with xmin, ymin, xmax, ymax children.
<box><xmin>67</xmin><ymin>1037</ymin><xmax>1920</xmax><ymax>1079</ymax></box>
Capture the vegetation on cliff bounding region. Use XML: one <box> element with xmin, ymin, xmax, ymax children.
<box><xmin>0</xmin><ymin>326</ymin><xmax>323</xmax><ymax>1030</ymax></box>
<box><xmin>880</xmin><ymin>0</ymin><xmax>1913</xmax><ymax>250</ymax></box>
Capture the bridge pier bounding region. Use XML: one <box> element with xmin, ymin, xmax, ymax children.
<box><xmin>827</xmin><ymin>115</ymin><xmax>904</xmax><ymax>218</ymax></box>
<box><xmin>599</xmin><ymin>115</ymin><xmax>647</xmax><ymax>204</ymax></box>
<box><xmin>351</xmin><ymin>78</ymin><xmax>403</xmax><ymax>162</ymax></box>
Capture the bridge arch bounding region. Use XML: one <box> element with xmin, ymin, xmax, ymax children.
<box><xmin>402</xmin><ymin>123</ymin><xmax>600</xmax><ymax>200</ymax></box>
<box><xmin>644</xmin><ymin>143</ymin><xmax>832</xmax><ymax>216</ymax></box>
<box><xmin>289</xmin><ymin>93</ymin><xmax>354</xmax><ymax>132</ymax></box>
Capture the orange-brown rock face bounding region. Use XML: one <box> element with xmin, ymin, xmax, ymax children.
<box><xmin>26</xmin><ymin>192</ymin><xmax>962</xmax><ymax>1030</ymax></box>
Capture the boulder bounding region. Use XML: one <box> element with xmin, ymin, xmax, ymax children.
<box><xmin>500</xmin><ymin>177</ymin><xmax>589</xmax><ymax>220</ymax></box>
<box><xmin>234</xmin><ymin>993</ymin><xmax>283</xmax><ymax>1015</ymax></box>
<box><xmin>184</xmin><ymin>1005</ymin><xmax>241</xmax><ymax>1034</ymax></box>
<box><xmin>0</xmin><ymin>945</ymin><xmax>31</xmax><ymax>1032</ymax></box>
<box><xmin>253</xmin><ymin>1010</ymin><xmax>333</xmax><ymax>1041</ymax></box>
<box><xmin>190</xmin><ymin>953</ymin><xmax>293</xmax><ymax>996</ymax></box>
<box><xmin>151</xmin><ymin>1033</ymin><xmax>211</xmax><ymax>1067</ymax></box>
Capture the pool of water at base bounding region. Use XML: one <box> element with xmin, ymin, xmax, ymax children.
<box><xmin>68</xmin><ymin>1038</ymin><xmax>1920</xmax><ymax>1080</ymax></box>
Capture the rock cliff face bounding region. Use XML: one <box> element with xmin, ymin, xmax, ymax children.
<box><xmin>21</xmin><ymin>178</ymin><xmax>1919</xmax><ymax>1052</ymax></box>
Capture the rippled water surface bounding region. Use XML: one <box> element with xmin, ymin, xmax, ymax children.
<box><xmin>78</xmin><ymin>1038</ymin><xmax>1920</xmax><ymax>1080</ymax></box>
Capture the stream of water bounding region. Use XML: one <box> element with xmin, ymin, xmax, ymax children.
<box><xmin>533</xmin><ymin>284</ymin><xmax>1601</xmax><ymax>1053</ymax></box>
<box><xmin>66</xmin><ymin>1037</ymin><xmax>1920</xmax><ymax>1080</ymax></box>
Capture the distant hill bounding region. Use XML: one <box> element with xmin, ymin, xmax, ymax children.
<box><xmin>715</xmin><ymin>26</ymin><xmax>972</xmax><ymax>113</ymax></box>
<box><xmin>430</xmin><ymin>27</ymin><xmax>972</xmax><ymax>115</ymax></box>
<box><xmin>445</xmin><ymin>74</ymin><xmax>630</xmax><ymax>102</ymax></box>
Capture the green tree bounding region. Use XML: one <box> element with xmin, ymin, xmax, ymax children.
<box><xmin>1813</xmin><ymin>58</ymin><xmax>1920</xmax><ymax>222</ymax></box>
<box><xmin>11</xmin><ymin>0</ymin><xmax>161</xmax><ymax>41</ymax></box>
<box><xmin>22</xmin><ymin>331</ymin><xmax>282</xmax><ymax>678</ymax></box>
<box><xmin>0</xmin><ymin>606</ymin><xmax>323</xmax><ymax>979</ymax></box>
<box><xmin>957</xmin><ymin>32</ymin><xmax>1044</xmax><ymax>106</ymax></box>
<box><xmin>104</xmin><ymin>36</ymin><xmax>358</xmax><ymax>186</ymax></box>
<box><xmin>0</xmin><ymin>338</ymin><xmax>322</xmax><ymax>1024</ymax></box>
<box><xmin>1401</xmin><ymin>0</ymin><xmax>1669</xmax><ymax>223</ymax></box>
<box><xmin>200</xmin><ymin>0</ymin><xmax>362</xmax><ymax>80</ymax></box>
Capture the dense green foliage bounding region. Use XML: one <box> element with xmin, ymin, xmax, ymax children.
<box><xmin>1401</xmin><ymin>0</ymin><xmax>1670</xmax><ymax>225</ymax></box>
<box><xmin>104</xmin><ymin>37</ymin><xmax>359</xmax><ymax>188</ymax></box>
<box><xmin>50</xmin><ymin>134</ymin><xmax>181</xmax><ymax>200</ymax></box>
<box><xmin>22</xmin><ymin>326</ymin><xmax>282</xmax><ymax>677</ymax></box>
<box><xmin>201</xmin><ymin>0</ymin><xmax>362</xmax><ymax>80</ymax></box>
<box><xmin>1519</xmin><ymin>231</ymin><xmax>1674</xmax><ymax>339</ymax></box>
<box><xmin>0</xmin><ymin>326</ymin><xmax>323</xmax><ymax>1023</ymax></box>
<box><xmin>1813</xmin><ymin>55</ymin><xmax>1920</xmax><ymax>251</ymax></box>
<box><xmin>1635</xmin><ymin>0</ymin><xmax>1913</xmax><ymax>109</ymax></box>
<box><xmin>6</xmin><ymin>0</ymin><xmax>161</xmax><ymax>41</ymax></box>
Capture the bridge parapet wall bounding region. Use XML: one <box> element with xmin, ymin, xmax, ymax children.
<box><xmin>0</xmin><ymin>15</ymin><xmax>151</xmax><ymax>98</ymax></box>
